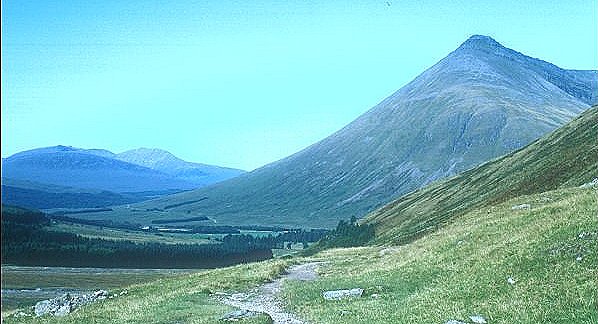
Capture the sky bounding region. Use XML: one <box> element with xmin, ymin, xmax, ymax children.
<box><xmin>2</xmin><ymin>1</ymin><xmax>597</xmax><ymax>171</ymax></box>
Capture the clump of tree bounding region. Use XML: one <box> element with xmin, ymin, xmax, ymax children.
<box><xmin>312</xmin><ymin>216</ymin><xmax>375</xmax><ymax>250</ymax></box>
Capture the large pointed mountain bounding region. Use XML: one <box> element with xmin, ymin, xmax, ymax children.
<box><xmin>139</xmin><ymin>35</ymin><xmax>596</xmax><ymax>228</ymax></box>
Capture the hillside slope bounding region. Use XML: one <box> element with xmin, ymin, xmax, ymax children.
<box><xmin>138</xmin><ymin>35</ymin><xmax>596</xmax><ymax>228</ymax></box>
<box><xmin>367</xmin><ymin>106</ymin><xmax>598</xmax><ymax>244</ymax></box>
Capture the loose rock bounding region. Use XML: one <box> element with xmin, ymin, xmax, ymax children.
<box><xmin>470</xmin><ymin>315</ymin><xmax>487</xmax><ymax>323</ymax></box>
<box><xmin>511</xmin><ymin>204</ymin><xmax>530</xmax><ymax>210</ymax></box>
<box><xmin>579</xmin><ymin>178</ymin><xmax>598</xmax><ymax>189</ymax></box>
<box><xmin>220</xmin><ymin>309</ymin><xmax>259</xmax><ymax>321</ymax></box>
<box><xmin>444</xmin><ymin>320</ymin><xmax>467</xmax><ymax>324</ymax></box>
<box><xmin>322</xmin><ymin>288</ymin><xmax>364</xmax><ymax>300</ymax></box>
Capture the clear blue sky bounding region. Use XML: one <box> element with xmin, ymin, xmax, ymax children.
<box><xmin>2</xmin><ymin>0</ymin><xmax>596</xmax><ymax>170</ymax></box>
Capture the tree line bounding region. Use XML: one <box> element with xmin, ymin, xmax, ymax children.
<box><xmin>1</xmin><ymin>205</ymin><xmax>329</xmax><ymax>268</ymax></box>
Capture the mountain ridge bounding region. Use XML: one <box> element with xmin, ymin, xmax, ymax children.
<box><xmin>116</xmin><ymin>147</ymin><xmax>245</xmax><ymax>186</ymax></box>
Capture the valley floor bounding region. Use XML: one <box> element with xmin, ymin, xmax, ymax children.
<box><xmin>3</xmin><ymin>186</ymin><xmax>597</xmax><ymax>323</ymax></box>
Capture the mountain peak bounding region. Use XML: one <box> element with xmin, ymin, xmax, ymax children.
<box><xmin>458</xmin><ymin>34</ymin><xmax>503</xmax><ymax>51</ymax></box>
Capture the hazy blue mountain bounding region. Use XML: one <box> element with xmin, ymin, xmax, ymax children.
<box><xmin>137</xmin><ymin>35</ymin><xmax>596</xmax><ymax>228</ymax></box>
<box><xmin>116</xmin><ymin>148</ymin><xmax>245</xmax><ymax>187</ymax></box>
<box><xmin>1</xmin><ymin>145</ymin><xmax>197</xmax><ymax>193</ymax></box>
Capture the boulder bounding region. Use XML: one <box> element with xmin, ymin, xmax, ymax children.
<box><xmin>322</xmin><ymin>288</ymin><xmax>364</xmax><ymax>300</ymax></box>
<box><xmin>33</xmin><ymin>290</ymin><xmax>109</xmax><ymax>317</ymax></box>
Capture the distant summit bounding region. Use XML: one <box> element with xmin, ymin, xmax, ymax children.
<box><xmin>116</xmin><ymin>148</ymin><xmax>245</xmax><ymax>186</ymax></box>
<box><xmin>458</xmin><ymin>34</ymin><xmax>503</xmax><ymax>50</ymax></box>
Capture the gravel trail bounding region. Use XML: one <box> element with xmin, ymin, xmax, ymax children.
<box><xmin>219</xmin><ymin>262</ymin><xmax>322</xmax><ymax>324</ymax></box>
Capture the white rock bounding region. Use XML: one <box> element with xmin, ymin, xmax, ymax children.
<box><xmin>323</xmin><ymin>288</ymin><xmax>364</xmax><ymax>300</ymax></box>
<box><xmin>470</xmin><ymin>315</ymin><xmax>487</xmax><ymax>323</ymax></box>
<box><xmin>507</xmin><ymin>277</ymin><xmax>516</xmax><ymax>285</ymax></box>
<box><xmin>511</xmin><ymin>204</ymin><xmax>530</xmax><ymax>210</ymax></box>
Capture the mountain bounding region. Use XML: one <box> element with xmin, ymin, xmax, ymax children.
<box><xmin>135</xmin><ymin>35</ymin><xmax>596</xmax><ymax>228</ymax></box>
<box><xmin>115</xmin><ymin>148</ymin><xmax>245</xmax><ymax>187</ymax></box>
<box><xmin>1</xmin><ymin>145</ymin><xmax>197</xmax><ymax>193</ymax></box>
<box><xmin>366</xmin><ymin>105</ymin><xmax>597</xmax><ymax>243</ymax></box>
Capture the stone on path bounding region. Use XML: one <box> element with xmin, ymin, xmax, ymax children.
<box><xmin>470</xmin><ymin>315</ymin><xmax>487</xmax><ymax>323</ymax></box>
<box><xmin>220</xmin><ymin>309</ymin><xmax>259</xmax><ymax>321</ymax></box>
<box><xmin>322</xmin><ymin>288</ymin><xmax>364</xmax><ymax>300</ymax></box>
<box><xmin>511</xmin><ymin>204</ymin><xmax>530</xmax><ymax>210</ymax></box>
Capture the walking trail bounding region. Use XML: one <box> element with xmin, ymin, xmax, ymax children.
<box><xmin>219</xmin><ymin>262</ymin><xmax>323</xmax><ymax>324</ymax></box>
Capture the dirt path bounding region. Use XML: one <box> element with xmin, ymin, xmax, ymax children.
<box><xmin>219</xmin><ymin>262</ymin><xmax>322</xmax><ymax>324</ymax></box>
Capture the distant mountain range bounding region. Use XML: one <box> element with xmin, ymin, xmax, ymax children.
<box><xmin>134</xmin><ymin>35</ymin><xmax>597</xmax><ymax>228</ymax></box>
<box><xmin>1</xmin><ymin>146</ymin><xmax>245</xmax><ymax>209</ymax></box>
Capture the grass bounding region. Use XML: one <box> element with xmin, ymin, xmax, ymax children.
<box><xmin>283</xmin><ymin>186</ymin><xmax>597</xmax><ymax>323</ymax></box>
<box><xmin>4</xmin><ymin>186</ymin><xmax>595</xmax><ymax>323</ymax></box>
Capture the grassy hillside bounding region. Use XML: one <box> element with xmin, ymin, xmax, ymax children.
<box><xmin>367</xmin><ymin>106</ymin><xmax>597</xmax><ymax>244</ymax></box>
<box><xmin>5</xmin><ymin>186</ymin><xmax>595</xmax><ymax>323</ymax></box>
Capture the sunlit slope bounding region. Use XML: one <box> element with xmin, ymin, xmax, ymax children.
<box><xmin>284</xmin><ymin>186</ymin><xmax>597</xmax><ymax>323</ymax></box>
<box><xmin>136</xmin><ymin>36</ymin><xmax>595</xmax><ymax>228</ymax></box>
<box><xmin>367</xmin><ymin>106</ymin><xmax>598</xmax><ymax>244</ymax></box>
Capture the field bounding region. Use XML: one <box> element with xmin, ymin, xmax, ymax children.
<box><xmin>3</xmin><ymin>186</ymin><xmax>595</xmax><ymax>323</ymax></box>
<box><xmin>48</xmin><ymin>222</ymin><xmax>217</xmax><ymax>245</ymax></box>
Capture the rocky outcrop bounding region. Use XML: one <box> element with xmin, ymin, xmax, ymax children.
<box><xmin>34</xmin><ymin>290</ymin><xmax>109</xmax><ymax>317</ymax></box>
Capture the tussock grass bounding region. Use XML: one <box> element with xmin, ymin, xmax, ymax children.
<box><xmin>284</xmin><ymin>187</ymin><xmax>597</xmax><ymax>323</ymax></box>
